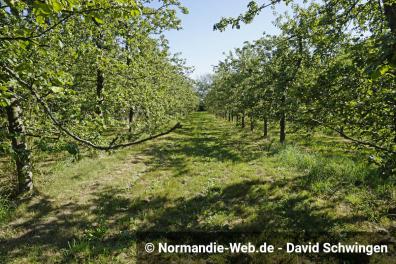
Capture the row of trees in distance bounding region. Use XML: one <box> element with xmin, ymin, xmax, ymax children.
<box><xmin>205</xmin><ymin>0</ymin><xmax>396</xmax><ymax>176</ymax></box>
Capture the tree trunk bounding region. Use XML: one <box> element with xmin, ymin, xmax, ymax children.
<box><xmin>280</xmin><ymin>112</ymin><xmax>286</xmax><ymax>144</ymax></box>
<box><xmin>383</xmin><ymin>0</ymin><xmax>396</xmax><ymax>33</ymax></box>
<box><xmin>228</xmin><ymin>112</ymin><xmax>231</xmax><ymax>122</ymax></box>
<box><xmin>394</xmin><ymin>109</ymin><xmax>396</xmax><ymax>144</ymax></box>
<box><xmin>128</xmin><ymin>108</ymin><xmax>134</xmax><ymax>133</ymax></box>
<box><xmin>241</xmin><ymin>113</ymin><xmax>245</xmax><ymax>128</ymax></box>
<box><xmin>95</xmin><ymin>31</ymin><xmax>105</xmax><ymax>117</ymax></box>
<box><xmin>250</xmin><ymin>113</ymin><xmax>254</xmax><ymax>131</ymax></box>
<box><xmin>6</xmin><ymin>95</ymin><xmax>33</xmax><ymax>195</ymax></box>
<box><xmin>382</xmin><ymin>1</ymin><xmax>396</xmax><ymax>143</ymax></box>
<box><xmin>263</xmin><ymin>116</ymin><xmax>268</xmax><ymax>138</ymax></box>
<box><xmin>96</xmin><ymin>68</ymin><xmax>104</xmax><ymax>117</ymax></box>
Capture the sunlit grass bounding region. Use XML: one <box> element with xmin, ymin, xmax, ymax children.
<box><xmin>0</xmin><ymin>112</ymin><xmax>394</xmax><ymax>263</ymax></box>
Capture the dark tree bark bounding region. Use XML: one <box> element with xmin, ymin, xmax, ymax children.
<box><xmin>280</xmin><ymin>95</ymin><xmax>286</xmax><ymax>144</ymax></box>
<box><xmin>280</xmin><ymin>114</ymin><xmax>286</xmax><ymax>144</ymax></box>
<box><xmin>250</xmin><ymin>113</ymin><xmax>254</xmax><ymax>131</ymax></box>
<box><xmin>280</xmin><ymin>113</ymin><xmax>286</xmax><ymax>144</ymax></box>
<box><xmin>383</xmin><ymin>0</ymin><xmax>396</xmax><ymax>33</ymax></box>
<box><xmin>125</xmin><ymin>39</ymin><xmax>135</xmax><ymax>134</ymax></box>
<box><xmin>96</xmin><ymin>68</ymin><xmax>104</xmax><ymax>116</ymax></box>
<box><xmin>241</xmin><ymin>112</ymin><xmax>245</xmax><ymax>128</ymax></box>
<box><xmin>263</xmin><ymin>116</ymin><xmax>268</xmax><ymax>138</ymax></box>
<box><xmin>6</xmin><ymin>95</ymin><xmax>33</xmax><ymax>195</ymax></box>
<box><xmin>128</xmin><ymin>108</ymin><xmax>134</xmax><ymax>133</ymax></box>
<box><xmin>382</xmin><ymin>1</ymin><xmax>396</xmax><ymax>92</ymax></box>
<box><xmin>277</xmin><ymin>35</ymin><xmax>302</xmax><ymax>144</ymax></box>
<box><xmin>95</xmin><ymin>31</ymin><xmax>105</xmax><ymax>117</ymax></box>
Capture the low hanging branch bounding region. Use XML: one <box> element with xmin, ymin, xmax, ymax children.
<box><xmin>311</xmin><ymin>118</ymin><xmax>396</xmax><ymax>155</ymax></box>
<box><xmin>2</xmin><ymin>64</ymin><xmax>182</xmax><ymax>151</ymax></box>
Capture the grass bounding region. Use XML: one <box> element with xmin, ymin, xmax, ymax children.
<box><xmin>276</xmin><ymin>145</ymin><xmax>394</xmax><ymax>222</ymax></box>
<box><xmin>0</xmin><ymin>197</ymin><xmax>11</xmax><ymax>224</ymax></box>
<box><xmin>0</xmin><ymin>112</ymin><xmax>395</xmax><ymax>263</ymax></box>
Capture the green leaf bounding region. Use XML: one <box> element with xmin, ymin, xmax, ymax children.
<box><xmin>36</xmin><ymin>15</ymin><xmax>46</xmax><ymax>26</ymax></box>
<box><xmin>58</xmin><ymin>40</ymin><xmax>64</xmax><ymax>48</ymax></box>
<box><xmin>0</xmin><ymin>100</ymin><xmax>9</xmax><ymax>107</ymax></box>
<box><xmin>33</xmin><ymin>1</ymin><xmax>52</xmax><ymax>15</ymax></box>
<box><xmin>51</xmin><ymin>0</ymin><xmax>63</xmax><ymax>13</ymax></box>
<box><xmin>379</xmin><ymin>65</ymin><xmax>391</xmax><ymax>75</ymax></box>
<box><xmin>371</xmin><ymin>64</ymin><xmax>394</xmax><ymax>80</ymax></box>
<box><xmin>50</xmin><ymin>86</ymin><xmax>64</xmax><ymax>93</ymax></box>
<box><xmin>94</xmin><ymin>16</ymin><xmax>104</xmax><ymax>25</ymax></box>
<box><xmin>19</xmin><ymin>41</ymin><xmax>30</xmax><ymax>50</ymax></box>
<box><xmin>130</xmin><ymin>9</ymin><xmax>140</xmax><ymax>16</ymax></box>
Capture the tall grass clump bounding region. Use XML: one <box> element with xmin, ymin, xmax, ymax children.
<box><xmin>276</xmin><ymin>145</ymin><xmax>396</xmax><ymax>221</ymax></box>
<box><xmin>277</xmin><ymin>145</ymin><xmax>375</xmax><ymax>193</ymax></box>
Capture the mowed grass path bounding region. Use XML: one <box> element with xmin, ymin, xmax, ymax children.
<box><xmin>0</xmin><ymin>112</ymin><xmax>390</xmax><ymax>263</ymax></box>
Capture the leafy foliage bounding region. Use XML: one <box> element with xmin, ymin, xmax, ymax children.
<box><xmin>0</xmin><ymin>0</ymin><xmax>198</xmax><ymax>194</ymax></box>
<box><xmin>207</xmin><ymin>0</ymin><xmax>396</xmax><ymax>175</ymax></box>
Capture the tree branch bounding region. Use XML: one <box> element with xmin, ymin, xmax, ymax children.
<box><xmin>312</xmin><ymin>118</ymin><xmax>396</xmax><ymax>154</ymax></box>
<box><xmin>0</xmin><ymin>3</ymin><xmax>170</xmax><ymax>41</ymax></box>
<box><xmin>1</xmin><ymin>64</ymin><xmax>182</xmax><ymax>151</ymax></box>
<box><xmin>0</xmin><ymin>14</ymin><xmax>73</xmax><ymax>41</ymax></box>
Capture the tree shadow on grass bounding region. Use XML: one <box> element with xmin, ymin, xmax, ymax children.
<box><xmin>0</xmin><ymin>193</ymin><xmax>92</xmax><ymax>263</ymax></box>
<box><xmin>0</xmin><ymin>175</ymin><xmax>383</xmax><ymax>263</ymax></box>
<box><xmin>0</xmin><ymin>113</ymin><xmax>392</xmax><ymax>263</ymax></box>
<box><xmin>140</xmin><ymin>121</ymin><xmax>263</xmax><ymax>179</ymax></box>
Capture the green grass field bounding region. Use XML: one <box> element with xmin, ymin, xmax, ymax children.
<box><xmin>0</xmin><ymin>112</ymin><xmax>395</xmax><ymax>263</ymax></box>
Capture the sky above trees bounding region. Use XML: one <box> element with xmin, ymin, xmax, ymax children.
<box><xmin>164</xmin><ymin>0</ymin><xmax>296</xmax><ymax>78</ymax></box>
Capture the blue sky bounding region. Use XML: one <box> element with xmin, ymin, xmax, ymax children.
<box><xmin>164</xmin><ymin>0</ymin><xmax>291</xmax><ymax>79</ymax></box>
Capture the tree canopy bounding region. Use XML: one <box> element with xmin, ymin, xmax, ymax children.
<box><xmin>1</xmin><ymin>0</ymin><xmax>198</xmax><ymax>195</ymax></box>
<box><xmin>206</xmin><ymin>0</ymin><xmax>395</xmax><ymax>176</ymax></box>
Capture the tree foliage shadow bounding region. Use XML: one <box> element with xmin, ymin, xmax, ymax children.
<box><xmin>140</xmin><ymin>122</ymin><xmax>263</xmax><ymax>178</ymax></box>
<box><xmin>1</xmin><ymin>113</ymin><xmax>393</xmax><ymax>263</ymax></box>
<box><xmin>1</xmin><ymin>175</ymin><xmax>385</xmax><ymax>263</ymax></box>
